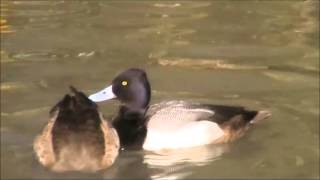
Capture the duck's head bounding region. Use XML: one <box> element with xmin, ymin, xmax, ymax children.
<box><xmin>89</xmin><ymin>68</ymin><xmax>151</xmax><ymax>109</ymax></box>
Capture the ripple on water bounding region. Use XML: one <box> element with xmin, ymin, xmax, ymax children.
<box><xmin>154</xmin><ymin>2</ymin><xmax>211</xmax><ymax>9</ymax></box>
<box><xmin>123</xmin><ymin>1</ymin><xmax>209</xmax><ymax>54</ymax></box>
<box><xmin>155</xmin><ymin>58</ymin><xmax>268</xmax><ymax>70</ymax></box>
<box><xmin>1</xmin><ymin>1</ymin><xmax>100</xmax><ymax>31</ymax></box>
<box><xmin>0</xmin><ymin>82</ymin><xmax>30</xmax><ymax>91</ymax></box>
<box><xmin>1</xmin><ymin>106</ymin><xmax>50</xmax><ymax>118</ymax></box>
<box><xmin>0</xmin><ymin>18</ymin><xmax>15</xmax><ymax>34</ymax></box>
<box><xmin>1</xmin><ymin>50</ymin><xmax>97</xmax><ymax>64</ymax></box>
<box><xmin>263</xmin><ymin>71</ymin><xmax>317</xmax><ymax>84</ymax></box>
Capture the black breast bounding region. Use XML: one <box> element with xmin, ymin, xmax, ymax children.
<box><xmin>112</xmin><ymin>106</ymin><xmax>147</xmax><ymax>150</ymax></box>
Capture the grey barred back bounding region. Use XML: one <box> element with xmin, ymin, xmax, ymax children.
<box><xmin>146</xmin><ymin>101</ymin><xmax>216</xmax><ymax>131</ymax></box>
<box><xmin>146</xmin><ymin>100</ymin><xmax>262</xmax><ymax>132</ymax></box>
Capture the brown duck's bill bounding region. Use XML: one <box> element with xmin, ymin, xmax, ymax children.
<box><xmin>89</xmin><ymin>85</ymin><xmax>116</xmax><ymax>102</ymax></box>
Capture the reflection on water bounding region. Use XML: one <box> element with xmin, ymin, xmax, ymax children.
<box><xmin>0</xmin><ymin>3</ymin><xmax>14</xmax><ymax>34</ymax></box>
<box><xmin>145</xmin><ymin>145</ymin><xmax>228</xmax><ymax>166</ymax></box>
<box><xmin>1</xmin><ymin>0</ymin><xmax>319</xmax><ymax>179</ymax></box>
<box><xmin>144</xmin><ymin>144</ymin><xmax>229</xmax><ymax>179</ymax></box>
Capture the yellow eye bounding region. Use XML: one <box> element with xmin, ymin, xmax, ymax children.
<box><xmin>121</xmin><ymin>80</ymin><xmax>128</xmax><ymax>86</ymax></box>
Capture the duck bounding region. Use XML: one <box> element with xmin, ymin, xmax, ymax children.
<box><xmin>33</xmin><ymin>86</ymin><xmax>119</xmax><ymax>172</ymax></box>
<box><xmin>88</xmin><ymin>68</ymin><xmax>271</xmax><ymax>151</ymax></box>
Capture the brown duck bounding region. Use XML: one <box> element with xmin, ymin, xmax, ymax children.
<box><xmin>34</xmin><ymin>87</ymin><xmax>119</xmax><ymax>172</ymax></box>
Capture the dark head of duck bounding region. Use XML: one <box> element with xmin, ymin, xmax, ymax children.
<box><xmin>89</xmin><ymin>68</ymin><xmax>151</xmax><ymax>149</ymax></box>
<box><xmin>112</xmin><ymin>68</ymin><xmax>151</xmax><ymax>110</ymax></box>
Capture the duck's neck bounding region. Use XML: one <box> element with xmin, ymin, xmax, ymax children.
<box><xmin>119</xmin><ymin>105</ymin><xmax>148</xmax><ymax>120</ymax></box>
<box><xmin>113</xmin><ymin>105</ymin><xmax>148</xmax><ymax>149</ymax></box>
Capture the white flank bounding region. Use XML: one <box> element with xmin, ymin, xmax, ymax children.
<box><xmin>143</xmin><ymin>121</ymin><xmax>224</xmax><ymax>151</ymax></box>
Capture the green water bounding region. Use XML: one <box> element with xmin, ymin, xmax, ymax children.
<box><xmin>1</xmin><ymin>0</ymin><xmax>319</xmax><ymax>179</ymax></box>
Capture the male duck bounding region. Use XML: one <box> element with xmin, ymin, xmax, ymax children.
<box><xmin>34</xmin><ymin>87</ymin><xmax>119</xmax><ymax>172</ymax></box>
<box><xmin>89</xmin><ymin>68</ymin><xmax>271</xmax><ymax>151</ymax></box>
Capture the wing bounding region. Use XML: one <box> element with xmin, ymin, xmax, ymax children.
<box><xmin>100</xmin><ymin>114</ymin><xmax>120</xmax><ymax>169</ymax></box>
<box><xmin>146</xmin><ymin>101</ymin><xmax>261</xmax><ymax>130</ymax></box>
<box><xmin>33</xmin><ymin>118</ymin><xmax>56</xmax><ymax>167</ymax></box>
<box><xmin>143</xmin><ymin>101</ymin><xmax>270</xmax><ymax>150</ymax></box>
<box><xmin>146</xmin><ymin>101</ymin><xmax>215</xmax><ymax>131</ymax></box>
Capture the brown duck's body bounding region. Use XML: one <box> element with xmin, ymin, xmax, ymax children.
<box><xmin>33</xmin><ymin>87</ymin><xmax>119</xmax><ymax>172</ymax></box>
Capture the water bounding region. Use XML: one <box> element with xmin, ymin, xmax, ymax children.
<box><xmin>1</xmin><ymin>0</ymin><xmax>319</xmax><ymax>179</ymax></box>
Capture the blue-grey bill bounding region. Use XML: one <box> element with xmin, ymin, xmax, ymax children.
<box><xmin>88</xmin><ymin>85</ymin><xmax>116</xmax><ymax>102</ymax></box>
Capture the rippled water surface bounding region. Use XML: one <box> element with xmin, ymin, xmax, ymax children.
<box><xmin>1</xmin><ymin>0</ymin><xmax>319</xmax><ymax>179</ymax></box>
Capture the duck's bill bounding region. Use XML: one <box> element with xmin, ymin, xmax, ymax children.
<box><xmin>88</xmin><ymin>85</ymin><xmax>116</xmax><ymax>102</ymax></box>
